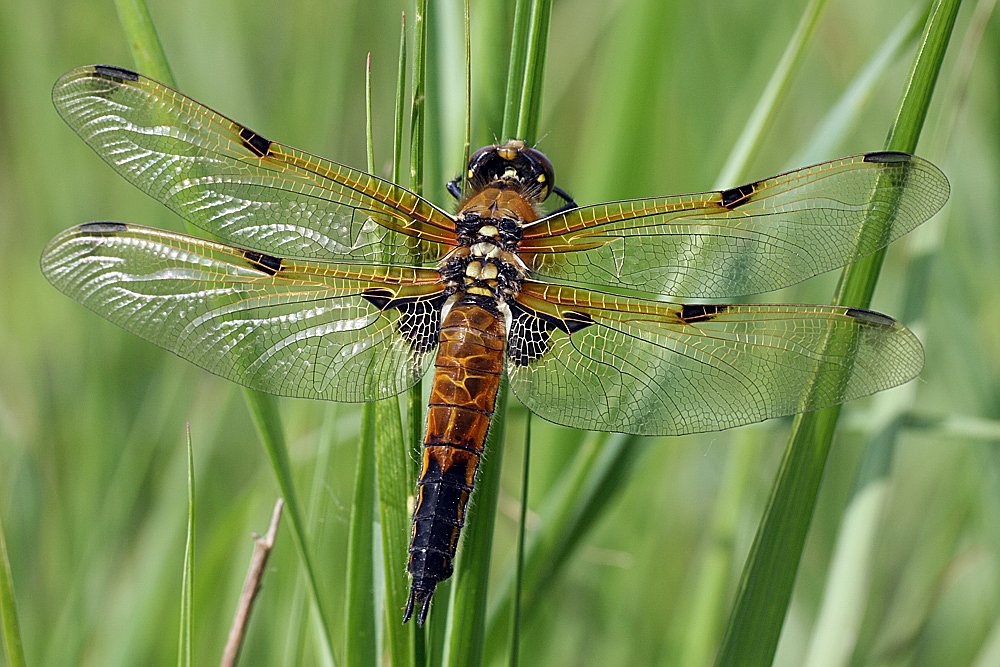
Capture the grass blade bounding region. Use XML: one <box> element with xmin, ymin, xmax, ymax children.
<box><xmin>177</xmin><ymin>426</ymin><xmax>194</xmax><ymax>667</ymax></box>
<box><xmin>677</xmin><ymin>431</ymin><xmax>762</xmax><ymax>667</ymax></box>
<box><xmin>243</xmin><ymin>392</ymin><xmax>336</xmax><ymax>665</ymax></box>
<box><xmin>793</xmin><ymin>5</ymin><xmax>928</xmax><ymax>165</ymax></box>
<box><xmin>484</xmin><ymin>434</ymin><xmax>647</xmax><ymax>655</ymax></box>
<box><xmin>0</xmin><ymin>514</ymin><xmax>25</xmax><ymax>667</ymax></box>
<box><xmin>111</xmin><ymin>0</ymin><xmax>174</xmax><ymax>84</ymax></box>
<box><xmin>407</xmin><ymin>0</ymin><xmax>429</xmax><ymax>503</ymax></box>
<box><xmin>376</xmin><ymin>400</ymin><xmax>415</xmax><ymax>665</ymax></box>
<box><xmin>712</xmin><ymin>0</ymin><xmax>829</xmax><ymax>189</ymax></box>
<box><xmin>111</xmin><ymin>5</ymin><xmax>338</xmax><ymax>660</ymax></box>
<box><xmin>344</xmin><ymin>403</ymin><xmax>376</xmax><ymax>667</ymax></box>
<box><xmin>375</xmin><ymin>17</ymin><xmax>419</xmax><ymax>666</ymax></box>
<box><xmin>501</xmin><ymin>0</ymin><xmax>531</xmax><ymax>139</ymax></box>
<box><xmin>342</xmin><ymin>53</ymin><xmax>378</xmax><ymax>667</ymax></box>
<box><xmin>716</xmin><ymin>3</ymin><xmax>962</xmax><ymax>664</ymax></box>
<box><xmin>509</xmin><ymin>416</ymin><xmax>532</xmax><ymax>667</ymax></box>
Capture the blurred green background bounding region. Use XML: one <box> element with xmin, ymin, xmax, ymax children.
<box><xmin>2</xmin><ymin>0</ymin><xmax>999</xmax><ymax>665</ymax></box>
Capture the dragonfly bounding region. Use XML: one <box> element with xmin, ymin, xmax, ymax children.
<box><xmin>42</xmin><ymin>64</ymin><xmax>949</xmax><ymax>625</ymax></box>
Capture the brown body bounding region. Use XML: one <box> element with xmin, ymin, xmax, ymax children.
<box><xmin>404</xmin><ymin>186</ymin><xmax>540</xmax><ymax>623</ymax></box>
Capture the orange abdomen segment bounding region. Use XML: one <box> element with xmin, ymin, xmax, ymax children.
<box><xmin>404</xmin><ymin>298</ymin><xmax>505</xmax><ymax>624</ymax></box>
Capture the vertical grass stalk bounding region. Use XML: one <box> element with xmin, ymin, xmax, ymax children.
<box><xmin>112</xmin><ymin>2</ymin><xmax>337</xmax><ymax>660</ymax></box>
<box><xmin>0</xmin><ymin>514</ymin><xmax>25</xmax><ymax>667</ymax></box>
<box><xmin>715</xmin><ymin>2</ymin><xmax>962</xmax><ymax>664</ymax></box>
<box><xmin>177</xmin><ymin>426</ymin><xmax>194</xmax><ymax>667</ymax></box>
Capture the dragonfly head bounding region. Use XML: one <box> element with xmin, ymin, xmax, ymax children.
<box><xmin>466</xmin><ymin>139</ymin><xmax>554</xmax><ymax>202</ymax></box>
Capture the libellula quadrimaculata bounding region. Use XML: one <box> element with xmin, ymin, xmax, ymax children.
<box><xmin>41</xmin><ymin>65</ymin><xmax>949</xmax><ymax>624</ymax></box>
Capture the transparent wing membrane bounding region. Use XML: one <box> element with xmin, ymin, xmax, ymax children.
<box><xmin>52</xmin><ymin>65</ymin><xmax>458</xmax><ymax>265</ymax></box>
<box><xmin>522</xmin><ymin>153</ymin><xmax>949</xmax><ymax>297</ymax></box>
<box><xmin>507</xmin><ymin>282</ymin><xmax>923</xmax><ymax>435</ymax></box>
<box><xmin>41</xmin><ymin>222</ymin><xmax>445</xmax><ymax>401</ymax></box>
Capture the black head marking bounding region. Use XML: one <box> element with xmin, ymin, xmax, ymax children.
<box><xmin>93</xmin><ymin>65</ymin><xmax>139</xmax><ymax>82</ymax></box>
<box><xmin>238</xmin><ymin>125</ymin><xmax>272</xmax><ymax>157</ymax></box>
<box><xmin>243</xmin><ymin>250</ymin><xmax>282</xmax><ymax>275</ymax></box>
<box><xmin>720</xmin><ymin>182</ymin><xmax>756</xmax><ymax>209</ymax></box>
<box><xmin>680</xmin><ymin>304</ymin><xmax>728</xmax><ymax>323</ymax></box>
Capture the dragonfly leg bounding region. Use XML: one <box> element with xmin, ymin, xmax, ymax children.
<box><xmin>548</xmin><ymin>185</ymin><xmax>579</xmax><ymax>214</ymax></box>
<box><xmin>446</xmin><ymin>175</ymin><xmax>463</xmax><ymax>200</ymax></box>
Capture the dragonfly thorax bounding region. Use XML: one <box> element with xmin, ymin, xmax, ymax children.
<box><xmin>439</xmin><ymin>242</ymin><xmax>526</xmax><ymax>303</ymax></box>
<box><xmin>453</xmin><ymin>211</ymin><xmax>523</xmax><ymax>249</ymax></box>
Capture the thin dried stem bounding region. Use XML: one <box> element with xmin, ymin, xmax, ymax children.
<box><xmin>221</xmin><ymin>499</ymin><xmax>285</xmax><ymax>667</ymax></box>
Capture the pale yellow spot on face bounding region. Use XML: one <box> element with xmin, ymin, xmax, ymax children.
<box><xmin>537</xmin><ymin>174</ymin><xmax>546</xmax><ymax>183</ymax></box>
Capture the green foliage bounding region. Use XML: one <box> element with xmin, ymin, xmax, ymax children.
<box><xmin>2</xmin><ymin>1</ymin><xmax>997</xmax><ymax>665</ymax></box>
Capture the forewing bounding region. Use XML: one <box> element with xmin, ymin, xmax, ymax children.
<box><xmin>52</xmin><ymin>65</ymin><xmax>457</xmax><ymax>263</ymax></box>
<box><xmin>521</xmin><ymin>153</ymin><xmax>948</xmax><ymax>297</ymax></box>
<box><xmin>506</xmin><ymin>282</ymin><xmax>923</xmax><ymax>435</ymax></box>
<box><xmin>41</xmin><ymin>223</ymin><xmax>446</xmax><ymax>401</ymax></box>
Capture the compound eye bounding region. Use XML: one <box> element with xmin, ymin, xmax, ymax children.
<box><xmin>522</xmin><ymin>147</ymin><xmax>555</xmax><ymax>200</ymax></box>
<box><xmin>467</xmin><ymin>144</ymin><xmax>498</xmax><ymax>171</ymax></box>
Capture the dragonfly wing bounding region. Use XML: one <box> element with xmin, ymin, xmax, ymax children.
<box><xmin>41</xmin><ymin>222</ymin><xmax>446</xmax><ymax>401</ymax></box>
<box><xmin>505</xmin><ymin>282</ymin><xmax>922</xmax><ymax>435</ymax></box>
<box><xmin>52</xmin><ymin>65</ymin><xmax>457</xmax><ymax>264</ymax></box>
<box><xmin>521</xmin><ymin>153</ymin><xmax>948</xmax><ymax>298</ymax></box>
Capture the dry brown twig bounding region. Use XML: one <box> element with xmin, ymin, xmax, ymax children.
<box><xmin>221</xmin><ymin>499</ymin><xmax>285</xmax><ymax>667</ymax></box>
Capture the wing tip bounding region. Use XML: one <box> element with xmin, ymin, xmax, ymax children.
<box><xmin>863</xmin><ymin>150</ymin><xmax>912</xmax><ymax>164</ymax></box>
<box><xmin>92</xmin><ymin>64</ymin><xmax>140</xmax><ymax>82</ymax></box>
<box><xmin>845</xmin><ymin>307</ymin><xmax>898</xmax><ymax>328</ymax></box>
<box><xmin>78</xmin><ymin>221</ymin><xmax>129</xmax><ymax>233</ymax></box>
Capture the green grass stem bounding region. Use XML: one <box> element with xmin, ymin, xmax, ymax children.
<box><xmin>0</xmin><ymin>514</ymin><xmax>25</xmax><ymax>667</ymax></box>
<box><xmin>716</xmin><ymin>2</ymin><xmax>962</xmax><ymax>664</ymax></box>
<box><xmin>177</xmin><ymin>426</ymin><xmax>194</xmax><ymax>667</ymax></box>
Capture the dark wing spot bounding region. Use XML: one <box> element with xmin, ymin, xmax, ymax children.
<box><xmin>395</xmin><ymin>295</ymin><xmax>448</xmax><ymax>353</ymax></box>
<box><xmin>560</xmin><ymin>311</ymin><xmax>595</xmax><ymax>334</ymax></box>
<box><xmin>845</xmin><ymin>307</ymin><xmax>896</xmax><ymax>327</ymax></box>
<box><xmin>244</xmin><ymin>250</ymin><xmax>282</xmax><ymax>275</ymax></box>
<box><xmin>720</xmin><ymin>182</ymin><xmax>756</xmax><ymax>209</ymax></box>
<box><xmin>362</xmin><ymin>289</ymin><xmax>447</xmax><ymax>354</ymax></box>
<box><xmin>863</xmin><ymin>151</ymin><xmax>911</xmax><ymax>164</ymax></box>
<box><xmin>680</xmin><ymin>304</ymin><xmax>728</xmax><ymax>323</ymax></box>
<box><xmin>93</xmin><ymin>65</ymin><xmax>139</xmax><ymax>82</ymax></box>
<box><xmin>238</xmin><ymin>125</ymin><xmax>272</xmax><ymax>157</ymax></box>
<box><xmin>361</xmin><ymin>287</ymin><xmax>395</xmax><ymax>310</ymax></box>
<box><xmin>507</xmin><ymin>300</ymin><xmax>595</xmax><ymax>367</ymax></box>
<box><xmin>79</xmin><ymin>221</ymin><xmax>128</xmax><ymax>233</ymax></box>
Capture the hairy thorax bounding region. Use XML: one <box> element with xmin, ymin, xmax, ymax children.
<box><xmin>438</xmin><ymin>186</ymin><xmax>539</xmax><ymax>313</ymax></box>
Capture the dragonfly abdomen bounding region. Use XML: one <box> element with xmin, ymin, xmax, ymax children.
<box><xmin>404</xmin><ymin>297</ymin><xmax>505</xmax><ymax>625</ymax></box>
